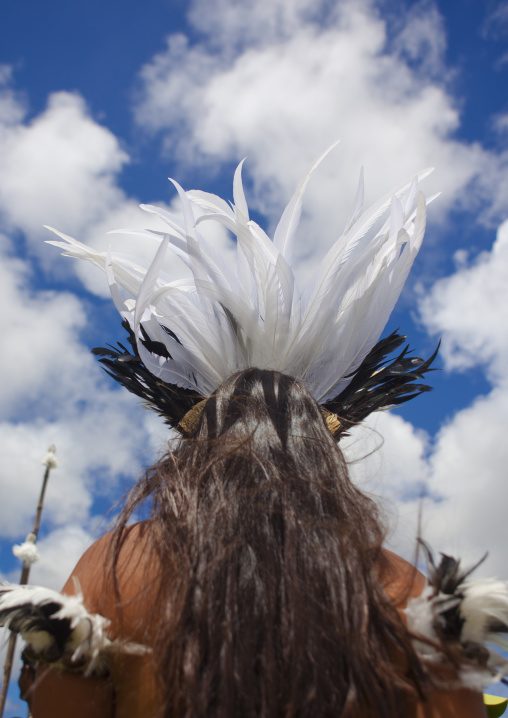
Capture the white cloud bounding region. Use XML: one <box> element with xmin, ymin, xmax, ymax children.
<box><xmin>423</xmin><ymin>382</ymin><xmax>508</xmax><ymax>575</ymax></box>
<box><xmin>0</xmin><ymin>389</ymin><xmax>153</xmax><ymax>537</ymax></box>
<box><xmin>392</xmin><ymin>0</ymin><xmax>447</xmax><ymax>78</ymax></box>
<box><xmin>345</xmin><ymin>411</ymin><xmax>430</xmax><ymax>500</ymax></box>
<box><xmin>0</xmin><ymin>74</ymin><xmax>189</xmax><ymax>545</ymax></box>
<box><xmin>30</xmin><ymin>524</ymin><xmax>96</xmax><ymax>590</ymax></box>
<box><xmin>0</xmin><ymin>231</ymin><xmax>162</xmax><ymax>538</ymax></box>
<box><xmin>0</xmin><ymin>65</ymin><xmax>26</xmax><ymax>126</ymax></box>
<box><xmin>0</xmin><ymin>90</ymin><xmax>128</xmax><ymax>247</ymax></box>
<box><xmin>0</xmin><ymin>423</ymin><xmax>91</xmax><ymax>536</ymax></box>
<box><xmin>0</xmin><ymin>234</ymin><xmax>88</xmax><ymax>418</ymax></box>
<box><xmin>415</xmin><ymin>220</ymin><xmax>508</xmax><ymax>575</ymax></box>
<box><xmin>187</xmin><ymin>0</ymin><xmax>328</xmax><ymax>50</ymax></box>
<box><xmin>344</xmin><ymin>411</ymin><xmax>430</xmax><ymax>558</ymax></box>
<box><xmin>133</xmin><ymin>0</ymin><xmax>508</xmax><ymax>274</ymax></box>
<box><xmin>419</xmin><ymin>220</ymin><xmax>508</xmax><ymax>382</ymax></box>
<box><xmin>0</xmin><ymin>71</ymin><xmax>236</xmax><ymax>298</ymax></box>
<box><xmin>341</xmin><ymin>220</ymin><xmax>508</xmax><ymax>577</ymax></box>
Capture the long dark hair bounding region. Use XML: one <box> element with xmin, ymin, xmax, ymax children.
<box><xmin>114</xmin><ymin>368</ymin><xmax>429</xmax><ymax>717</ymax></box>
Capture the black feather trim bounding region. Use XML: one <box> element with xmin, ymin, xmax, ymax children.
<box><xmin>92</xmin><ymin>320</ymin><xmax>202</xmax><ymax>432</ymax></box>
<box><xmin>94</xmin><ymin>325</ymin><xmax>439</xmax><ymax>436</ymax></box>
<box><xmin>323</xmin><ymin>331</ymin><xmax>439</xmax><ymax>436</ymax></box>
<box><xmin>419</xmin><ymin>539</ymin><xmax>488</xmax><ymax>597</ymax></box>
<box><xmin>418</xmin><ymin>539</ymin><xmax>488</xmax><ymax>643</ymax></box>
<box><xmin>0</xmin><ymin>600</ymin><xmax>72</xmax><ymax>660</ymax></box>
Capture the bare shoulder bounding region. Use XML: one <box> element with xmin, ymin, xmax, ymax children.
<box><xmin>62</xmin><ymin>521</ymin><xmax>161</xmax><ymax>642</ymax></box>
<box><xmin>377</xmin><ymin>548</ymin><xmax>426</xmax><ymax>609</ymax></box>
<box><xmin>64</xmin><ymin>522</ymin><xmax>155</xmax><ymax>578</ymax></box>
<box><xmin>376</xmin><ymin>550</ymin><xmax>487</xmax><ymax>717</ymax></box>
<box><xmin>32</xmin><ymin>523</ymin><xmax>161</xmax><ymax>717</ymax></box>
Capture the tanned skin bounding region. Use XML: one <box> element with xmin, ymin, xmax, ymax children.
<box><xmin>29</xmin><ymin>524</ymin><xmax>487</xmax><ymax>718</ymax></box>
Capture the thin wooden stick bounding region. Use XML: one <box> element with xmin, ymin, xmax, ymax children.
<box><xmin>0</xmin><ymin>446</ymin><xmax>57</xmax><ymax>718</ymax></box>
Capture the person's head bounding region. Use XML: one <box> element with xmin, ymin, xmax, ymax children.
<box><xmin>114</xmin><ymin>367</ymin><xmax>428</xmax><ymax>718</ymax></box>
<box><xmin>195</xmin><ymin>367</ymin><xmax>330</xmax><ymax>444</ymax></box>
<box><xmin>177</xmin><ymin>367</ymin><xmax>380</xmax><ymax>546</ymax></box>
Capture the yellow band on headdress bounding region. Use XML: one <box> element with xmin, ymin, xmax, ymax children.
<box><xmin>178</xmin><ymin>399</ymin><xmax>207</xmax><ymax>435</ymax></box>
<box><xmin>179</xmin><ymin>400</ymin><xmax>341</xmax><ymax>438</ymax></box>
<box><xmin>321</xmin><ymin>408</ymin><xmax>342</xmax><ymax>437</ymax></box>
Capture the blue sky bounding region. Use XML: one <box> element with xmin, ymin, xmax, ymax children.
<box><xmin>1</xmin><ymin>0</ymin><xmax>508</xmax><ymax>711</ymax></box>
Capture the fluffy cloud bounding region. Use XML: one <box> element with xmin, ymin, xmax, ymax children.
<box><xmin>0</xmin><ymin>73</ymin><xmax>180</xmax><ymax>299</ymax></box>
<box><xmin>0</xmin><ymin>89</ymin><xmax>127</xmax><ymax>246</ymax></box>
<box><xmin>416</xmin><ymin>220</ymin><xmax>508</xmax><ymax>575</ymax></box>
<box><xmin>392</xmin><ymin>0</ymin><xmax>447</xmax><ymax>78</ymax></box>
<box><xmin>0</xmin><ymin>73</ymin><xmax>237</xmax><ymax>300</ymax></box>
<box><xmin>342</xmin><ymin>221</ymin><xmax>508</xmax><ymax>577</ymax></box>
<box><xmin>419</xmin><ymin>220</ymin><xmax>508</xmax><ymax>382</ymax></box>
<box><xmin>0</xmin><ymin>233</ymin><xmax>88</xmax><ymax>418</ymax></box>
<box><xmin>344</xmin><ymin>411</ymin><xmax>430</xmax><ymax>557</ymax></box>
<box><xmin>134</xmin><ymin>0</ymin><xmax>508</xmax><ymax>275</ymax></box>
<box><xmin>0</xmin><ymin>74</ymin><xmax>205</xmax><ymax>549</ymax></box>
<box><xmin>0</xmin><ymin>230</ymin><xmax>161</xmax><ymax>539</ymax></box>
<box><xmin>187</xmin><ymin>0</ymin><xmax>327</xmax><ymax>49</ymax></box>
<box><xmin>0</xmin><ymin>73</ymin><xmax>188</xmax><ymax>543</ymax></box>
<box><xmin>30</xmin><ymin>524</ymin><xmax>96</xmax><ymax>590</ymax></box>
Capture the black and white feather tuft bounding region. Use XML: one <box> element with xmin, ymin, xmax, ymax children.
<box><xmin>0</xmin><ymin>582</ymin><xmax>147</xmax><ymax>676</ymax></box>
<box><xmin>45</xmin><ymin>144</ymin><xmax>437</xmax><ymax>435</ymax></box>
<box><xmin>406</xmin><ymin>541</ymin><xmax>508</xmax><ymax>688</ymax></box>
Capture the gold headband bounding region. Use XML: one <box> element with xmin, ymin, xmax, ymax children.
<box><xmin>321</xmin><ymin>408</ymin><xmax>342</xmax><ymax>437</ymax></box>
<box><xmin>178</xmin><ymin>400</ymin><xmax>342</xmax><ymax>438</ymax></box>
<box><xmin>178</xmin><ymin>399</ymin><xmax>208</xmax><ymax>435</ymax></box>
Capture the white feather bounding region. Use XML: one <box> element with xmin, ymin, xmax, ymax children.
<box><xmin>45</xmin><ymin>148</ymin><xmax>432</xmax><ymax>402</ymax></box>
<box><xmin>461</xmin><ymin>579</ymin><xmax>508</xmax><ymax>646</ymax></box>
<box><xmin>406</xmin><ymin>574</ymin><xmax>508</xmax><ymax>686</ymax></box>
<box><xmin>0</xmin><ymin>582</ymin><xmax>148</xmax><ymax>675</ymax></box>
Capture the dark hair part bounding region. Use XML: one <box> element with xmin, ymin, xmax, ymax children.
<box><xmin>114</xmin><ymin>368</ymin><xmax>430</xmax><ymax>718</ymax></box>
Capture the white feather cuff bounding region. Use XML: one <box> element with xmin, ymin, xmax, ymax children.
<box><xmin>0</xmin><ymin>582</ymin><xmax>149</xmax><ymax>676</ymax></box>
<box><xmin>405</xmin><ymin>543</ymin><xmax>508</xmax><ymax>688</ymax></box>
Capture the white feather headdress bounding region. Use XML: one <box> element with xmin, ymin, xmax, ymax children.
<box><xmin>46</xmin><ymin>145</ymin><xmax>437</xmax><ymax>435</ymax></box>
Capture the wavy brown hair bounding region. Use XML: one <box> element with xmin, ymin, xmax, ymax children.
<box><xmin>113</xmin><ymin>368</ymin><xmax>430</xmax><ymax>718</ymax></box>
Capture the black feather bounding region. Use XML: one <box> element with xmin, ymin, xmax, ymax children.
<box><xmin>418</xmin><ymin>539</ymin><xmax>488</xmax><ymax>642</ymax></box>
<box><xmin>94</xmin><ymin>325</ymin><xmax>438</xmax><ymax>437</ymax></box>
<box><xmin>323</xmin><ymin>331</ymin><xmax>439</xmax><ymax>436</ymax></box>
<box><xmin>0</xmin><ymin>599</ymin><xmax>73</xmax><ymax>660</ymax></box>
<box><xmin>92</xmin><ymin>320</ymin><xmax>202</xmax><ymax>432</ymax></box>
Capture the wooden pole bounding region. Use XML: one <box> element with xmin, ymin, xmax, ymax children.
<box><xmin>0</xmin><ymin>446</ymin><xmax>57</xmax><ymax>718</ymax></box>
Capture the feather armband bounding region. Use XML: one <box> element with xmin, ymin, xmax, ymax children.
<box><xmin>405</xmin><ymin>541</ymin><xmax>508</xmax><ymax>688</ymax></box>
<box><xmin>0</xmin><ymin>582</ymin><xmax>149</xmax><ymax>676</ymax></box>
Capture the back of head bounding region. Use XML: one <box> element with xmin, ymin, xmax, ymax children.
<box><xmin>121</xmin><ymin>368</ymin><xmax>425</xmax><ymax>718</ymax></box>
<box><xmin>63</xmin><ymin>154</ymin><xmax>436</xmax><ymax>717</ymax></box>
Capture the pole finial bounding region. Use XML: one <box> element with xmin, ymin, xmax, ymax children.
<box><xmin>41</xmin><ymin>445</ymin><xmax>58</xmax><ymax>469</ymax></box>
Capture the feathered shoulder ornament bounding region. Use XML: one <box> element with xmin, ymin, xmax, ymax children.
<box><xmin>406</xmin><ymin>541</ymin><xmax>508</xmax><ymax>689</ymax></box>
<box><xmin>0</xmin><ymin>582</ymin><xmax>148</xmax><ymax>676</ymax></box>
<box><xmin>46</xmin><ymin>144</ymin><xmax>437</xmax><ymax>436</ymax></box>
